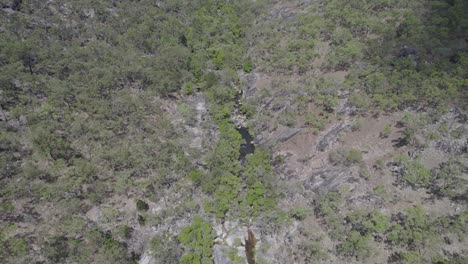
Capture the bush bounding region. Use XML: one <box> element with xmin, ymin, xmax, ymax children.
<box><xmin>328</xmin><ymin>148</ymin><xmax>362</xmax><ymax>166</ymax></box>
<box><xmin>433</xmin><ymin>159</ymin><xmax>466</xmax><ymax>199</ymax></box>
<box><xmin>44</xmin><ymin>236</ymin><xmax>69</xmax><ymax>262</ymax></box>
<box><xmin>239</xmin><ymin>104</ymin><xmax>256</xmax><ymax>118</ymax></box>
<box><xmin>347</xmin><ymin>149</ymin><xmax>363</xmax><ymax>164</ymax></box>
<box><xmin>364</xmin><ymin>210</ymin><xmax>390</xmax><ymax>234</ymax></box>
<box><xmin>397</xmin><ymin>156</ymin><xmax>432</xmax><ymax>188</ymax></box>
<box><xmin>289</xmin><ymin>207</ymin><xmax>308</xmax><ymax>221</ymax></box>
<box><xmin>359</xmin><ymin>163</ymin><xmax>371</xmax><ymax>180</ymax></box>
<box><xmin>299</xmin><ymin>241</ymin><xmax>328</xmax><ymax>262</ymax></box>
<box><xmin>7</xmin><ymin>237</ymin><xmax>28</xmax><ymax>257</ymax></box>
<box><xmin>138</xmin><ymin>215</ymin><xmax>146</xmax><ymax>225</ymax></box>
<box><xmin>387</xmin><ymin>206</ymin><xmax>436</xmax><ymax>250</ymax></box>
<box><xmin>243</xmin><ymin>61</ymin><xmax>253</xmax><ymax>73</ymax></box>
<box><xmin>399</xmin><ymin>113</ymin><xmax>424</xmax><ymax>146</ymax></box>
<box><xmin>396</xmin><ymin>251</ymin><xmax>422</xmax><ymax>264</ymax></box>
<box><xmin>337</xmin><ymin>231</ymin><xmax>373</xmax><ymax>260</ymax></box>
<box><xmin>328</xmin><ymin>148</ymin><xmax>348</xmax><ymax>165</ymax></box>
<box><xmin>380</xmin><ymin>124</ymin><xmax>392</xmax><ymax>138</ymax></box>
<box><xmin>305</xmin><ymin>114</ymin><xmax>327</xmax><ymax>133</ymax></box>
<box><xmin>98</xmin><ymin>235</ymin><xmax>130</xmax><ymax>263</ymax></box>
<box><xmin>150</xmin><ymin>232</ymin><xmax>182</xmax><ymax>263</ymax></box>
<box><xmin>136</xmin><ymin>200</ymin><xmax>149</xmax><ymax>212</ymax></box>
<box><xmin>178</xmin><ymin>216</ymin><xmax>216</xmax><ymax>264</ymax></box>
<box><xmin>327</xmin><ymin>40</ymin><xmax>363</xmax><ymax>70</ymax></box>
<box><xmin>317</xmin><ymin>192</ymin><xmax>342</xmax><ymax>217</ymax></box>
<box><xmin>188</xmin><ymin>169</ymin><xmax>204</xmax><ymax>186</ymax></box>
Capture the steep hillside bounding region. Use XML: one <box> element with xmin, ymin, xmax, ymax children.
<box><xmin>0</xmin><ymin>0</ymin><xmax>467</xmax><ymax>264</ymax></box>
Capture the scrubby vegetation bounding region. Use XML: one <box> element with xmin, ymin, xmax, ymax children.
<box><xmin>0</xmin><ymin>0</ymin><xmax>466</xmax><ymax>263</ymax></box>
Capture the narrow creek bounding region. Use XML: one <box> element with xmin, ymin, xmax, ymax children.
<box><xmin>237</xmin><ymin>127</ymin><xmax>256</xmax><ymax>263</ymax></box>
<box><xmin>235</xmin><ymin>90</ymin><xmax>256</xmax><ymax>160</ymax></box>
<box><xmin>235</xmin><ymin>90</ymin><xmax>257</xmax><ymax>264</ymax></box>
<box><xmin>237</xmin><ymin>126</ymin><xmax>255</xmax><ymax>160</ymax></box>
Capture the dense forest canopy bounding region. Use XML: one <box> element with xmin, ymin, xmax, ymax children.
<box><xmin>0</xmin><ymin>0</ymin><xmax>467</xmax><ymax>263</ymax></box>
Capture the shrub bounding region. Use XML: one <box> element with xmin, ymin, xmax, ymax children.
<box><xmin>188</xmin><ymin>169</ymin><xmax>204</xmax><ymax>186</ymax></box>
<box><xmin>349</xmin><ymin>93</ymin><xmax>370</xmax><ymax>113</ymax></box>
<box><xmin>351</xmin><ymin>120</ymin><xmax>362</xmax><ymax>131</ymax></box>
<box><xmin>305</xmin><ymin>114</ymin><xmax>327</xmax><ymax>133</ymax></box>
<box><xmin>373</xmin><ymin>185</ymin><xmax>386</xmax><ymax>196</ymax></box>
<box><xmin>329</xmin><ymin>148</ymin><xmax>363</xmax><ymax>166</ymax></box>
<box><xmin>433</xmin><ymin>159</ymin><xmax>466</xmax><ymax>199</ymax></box>
<box><xmin>138</xmin><ymin>215</ymin><xmax>146</xmax><ymax>225</ymax></box>
<box><xmin>387</xmin><ymin>206</ymin><xmax>436</xmax><ymax>250</ymax></box>
<box><xmin>359</xmin><ymin>163</ymin><xmax>371</xmax><ymax>180</ymax></box>
<box><xmin>337</xmin><ymin>231</ymin><xmax>373</xmax><ymax>260</ymax></box>
<box><xmin>299</xmin><ymin>241</ymin><xmax>328</xmax><ymax>262</ymax></box>
<box><xmin>7</xmin><ymin>237</ymin><xmax>28</xmax><ymax>257</ymax></box>
<box><xmin>347</xmin><ymin>149</ymin><xmax>363</xmax><ymax>164</ymax></box>
<box><xmin>183</xmin><ymin>82</ymin><xmax>194</xmax><ymax>95</ymax></box>
<box><xmin>119</xmin><ymin>225</ymin><xmax>133</xmax><ymax>239</ymax></box>
<box><xmin>398</xmin><ymin>251</ymin><xmax>422</xmax><ymax>264</ymax></box>
<box><xmin>136</xmin><ymin>200</ymin><xmax>149</xmax><ymax>212</ymax></box>
<box><xmin>289</xmin><ymin>207</ymin><xmax>308</xmax><ymax>221</ymax></box>
<box><xmin>243</xmin><ymin>61</ymin><xmax>253</xmax><ymax>73</ymax></box>
<box><xmin>44</xmin><ymin>236</ymin><xmax>69</xmax><ymax>262</ymax></box>
<box><xmin>98</xmin><ymin>235</ymin><xmax>130</xmax><ymax>263</ymax></box>
<box><xmin>328</xmin><ymin>148</ymin><xmax>348</xmax><ymax>165</ymax></box>
<box><xmin>318</xmin><ymin>191</ymin><xmax>342</xmax><ymax>217</ymax></box>
<box><xmin>380</xmin><ymin>124</ymin><xmax>392</xmax><ymax>138</ymax></box>
<box><xmin>398</xmin><ymin>156</ymin><xmax>432</xmax><ymax>188</ymax></box>
<box><xmin>150</xmin><ymin>232</ymin><xmax>182</xmax><ymax>263</ymax></box>
<box><xmin>327</xmin><ymin>40</ymin><xmax>363</xmax><ymax>70</ymax></box>
<box><xmin>239</xmin><ymin>104</ymin><xmax>256</xmax><ymax>118</ymax></box>
<box><xmin>0</xmin><ymin>201</ymin><xmax>15</xmax><ymax>213</ymax></box>
<box><xmin>178</xmin><ymin>216</ymin><xmax>216</xmax><ymax>264</ymax></box>
<box><xmin>399</xmin><ymin>113</ymin><xmax>424</xmax><ymax>146</ymax></box>
<box><xmin>364</xmin><ymin>210</ymin><xmax>390</xmax><ymax>234</ymax></box>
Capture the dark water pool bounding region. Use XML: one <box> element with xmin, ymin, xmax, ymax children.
<box><xmin>237</xmin><ymin>127</ymin><xmax>255</xmax><ymax>160</ymax></box>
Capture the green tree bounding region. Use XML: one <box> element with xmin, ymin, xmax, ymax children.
<box><xmin>398</xmin><ymin>156</ymin><xmax>432</xmax><ymax>188</ymax></box>
<box><xmin>338</xmin><ymin>230</ymin><xmax>373</xmax><ymax>260</ymax></box>
<box><xmin>151</xmin><ymin>232</ymin><xmax>182</xmax><ymax>264</ymax></box>
<box><xmin>178</xmin><ymin>216</ymin><xmax>216</xmax><ymax>264</ymax></box>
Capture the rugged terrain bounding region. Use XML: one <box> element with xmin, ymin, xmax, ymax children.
<box><xmin>0</xmin><ymin>0</ymin><xmax>467</xmax><ymax>264</ymax></box>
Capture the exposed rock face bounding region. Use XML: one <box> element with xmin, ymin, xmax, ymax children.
<box><xmin>275</xmin><ymin>128</ymin><xmax>302</xmax><ymax>143</ymax></box>
<box><xmin>243</xmin><ymin>72</ymin><xmax>258</xmax><ymax>97</ymax></box>
<box><xmin>258</xmin><ymin>127</ymin><xmax>302</xmax><ymax>146</ymax></box>
<box><xmin>213</xmin><ymin>245</ymin><xmax>235</xmax><ymax>264</ymax></box>
<box><xmin>304</xmin><ymin>166</ymin><xmax>359</xmax><ymax>195</ymax></box>
<box><xmin>213</xmin><ymin>221</ymin><xmax>249</xmax><ymax>264</ymax></box>
<box><xmin>435</xmin><ymin>137</ymin><xmax>467</xmax><ymax>154</ymax></box>
<box><xmin>138</xmin><ymin>252</ymin><xmax>155</xmax><ymax>264</ymax></box>
<box><xmin>316</xmin><ymin>121</ymin><xmax>351</xmax><ymax>151</ymax></box>
<box><xmin>187</xmin><ymin>95</ymin><xmax>208</xmax><ymax>150</ymax></box>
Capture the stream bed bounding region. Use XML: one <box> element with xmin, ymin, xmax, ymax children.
<box><xmin>235</xmin><ymin>90</ymin><xmax>258</xmax><ymax>263</ymax></box>
<box><xmin>245</xmin><ymin>228</ymin><xmax>257</xmax><ymax>264</ymax></box>
<box><xmin>237</xmin><ymin>127</ymin><xmax>255</xmax><ymax>160</ymax></box>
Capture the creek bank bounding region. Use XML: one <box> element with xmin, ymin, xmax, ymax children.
<box><xmin>225</xmin><ymin>89</ymin><xmax>258</xmax><ymax>263</ymax></box>
<box><xmin>245</xmin><ymin>228</ymin><xmax>257</xmax><ymax>264</ymax></box>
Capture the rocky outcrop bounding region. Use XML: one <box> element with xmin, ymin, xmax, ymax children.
<box><xmin>316</xmin><ymin>121</ymin><xmax>351</xmax><ymax>151</ymax></box>
<box><xmin>213</xmin><ymin>245</ymin><xmax>236</xmax><ymax>264</ymax></box>
<box><xmin>304</xmin><ymin>166</ymin><xmax>359</xmax><ymax>195</ymax></box>
<box><xmin>213</xmin><ymin>221</ymin><xmax>252</xmax><ymax>264</ymax></box>
<box><xmin>187</xmin><ymin>95</ymin><xmax>208</xmax><ymax>150</ymax></box>
<box><xmin>257</xmin><ymin>127</ymin><xmax>302</xmax><ymax>146</ymax></box>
